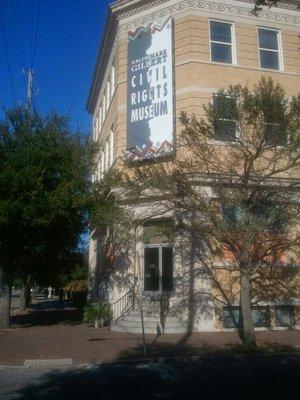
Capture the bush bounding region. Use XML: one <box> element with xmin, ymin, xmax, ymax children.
<box><xmin>83</xmin><ymin>301</ymin><xmax>111</xmax><ymax>328</ymax></box>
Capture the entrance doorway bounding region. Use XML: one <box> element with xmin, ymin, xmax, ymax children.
<box><xmin>143</xmin><ymin>245</ymin><xmax>173</xmax><ymax>292</ymax></box>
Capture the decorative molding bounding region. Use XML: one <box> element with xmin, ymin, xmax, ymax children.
<box><xmin>117</xmin><ymin>0</ymin><xmax>300</xmax><ymax>32</ymax></box>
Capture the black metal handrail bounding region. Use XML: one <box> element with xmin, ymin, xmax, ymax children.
<box><xmin>109</xmin><ymin>278</ymin><xmax>138</xmax><ymax>323</ymax></box>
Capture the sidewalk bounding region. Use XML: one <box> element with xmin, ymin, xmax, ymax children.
<box><xmin>0</xmin><ymin>300</ymin><xmax>299</xmax><ymax>366</ymax></box>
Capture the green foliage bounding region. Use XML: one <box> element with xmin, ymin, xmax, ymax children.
<box><xmin>89</xmin><ymin>170</ymin><xmax>135</xmax><ymax>261</ymax></box>
<box><xmin>83</xmin><ymin>301</ymin><xmax>111</xmax><ymax>326</ymax></box>
<box><xmin>252</xmin><ymin>1</ymin><xmax>280</xmax><ymax>15</ymax></box>
<box><xmin>0</xmin><ymin>107</ymin><xmax>95</xmax><ymax>286</ymax></box>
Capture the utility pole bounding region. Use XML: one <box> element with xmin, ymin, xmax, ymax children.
<box><xmin>26</xmin><ymin>69</ymin><xmax>34</xmax><ymax>112</ymax></box>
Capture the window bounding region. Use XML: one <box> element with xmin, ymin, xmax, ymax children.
<box><xmin>210</xmin><ymin>20</ymin><xmax>235</xmax><ymax>64</ymax></box>
<box><xmin>223</xmin><ymin>306</ymin><xmax>270</xmax><ymax>329</ymax></box>
<box><xmin>275</xmin><ymin>306</ymin><xmax>294</xmax><ymax>327</ymax></box>
<box><xmin>222</xmin><ymin>204</ymin><xmax>238</xmax><ymax>228</ymax></box>
<box><xmin>223</xmin><ymin>307</ymin><xmax>241</xmax><ymax>329</ymax></box>
<box><xmin>258</xmin><ymin>28</ymin><xmax>283</xmax><ymax>70</ymax></box>
<box><xmin>109</xmin><ymin>130</ymin><xmax>114</xmax><ymax>166</ymax></box>
<box><xmin>265</xmin><ymin>123</ymin><xmax>286</xmax><ymax>146</ymax></box>
<box><xmin>251</xmin><ymin>307</ymin><xmax>270</xmax><ymax>328</ymax></box>
<box><xmin>213</xmin><ymin>95</ymin><xmax>237</xmax><ymax>141</ymax></box>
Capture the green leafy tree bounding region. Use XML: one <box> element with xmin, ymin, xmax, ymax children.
<box><xmin>0</xmin><ymin>108</ymin><xmax>94</xmax><ymax>327</ymax></box>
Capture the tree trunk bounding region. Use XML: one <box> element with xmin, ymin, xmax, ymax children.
<box><xmin>240</xmin><ymin>272</ymin><xmax>256</xmax><ymax>348</ymax></box>
<box><xmin>20</xmin><ymin>276</ymin><xmax>31</xmax><ymax>311</ymax></box>
<box><xmin>0</xmin><ymin>268</ymin><xmax>12</xmax><ymax>329</ymax></box>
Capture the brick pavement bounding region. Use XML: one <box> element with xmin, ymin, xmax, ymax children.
<box><xmin>0</xmin><ymin>300</ymin><xmax>299</xmax><ymax>366</ymax></box>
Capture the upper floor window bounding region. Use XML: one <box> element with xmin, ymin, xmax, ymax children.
<box><xmin>213</xmin><ymin>95</ymin><xmax>237</xmax><ymax>142</ymax></box>
<box><xmin>258</xmin><ymin>28</ymin><xmax>283</xmax><ymax>70</ymax></box>
<box><xmin>210</xmin><ymin>20</ymin><xmax>236</xmax><ymax>64</ymax></box>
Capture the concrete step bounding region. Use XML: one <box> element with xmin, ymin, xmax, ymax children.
<box><xmin>111</xmin><ymin>310</ymin><xmax>187</xmax><ymax>334</ymax></box>
<box><xmin>119</xmin><ymin>316</ymin><xmax>180</xmax><ymax>324</ymax></box>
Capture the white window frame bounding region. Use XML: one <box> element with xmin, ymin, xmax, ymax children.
<box><xmin>212</xmin><ymin>94</ymin><xmax>239</xmax><ymax>143</ymax></box>
<box><xmin>209</xmin><ymin>19</ymin><xmax>236</xmax><ymax>65</ymax></box>
<box><xmin>257</xmin><ymin>27</ymin><xmax>284</xmax><ymax>71</ymax></box>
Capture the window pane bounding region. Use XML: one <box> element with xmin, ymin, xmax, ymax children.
<box><xmin>162</xmin><ymin>247</ymin><xmax>173</xmax><ymax>291</ymax></box>
<box><xmin>211</xmin><ymin>43</ymin><xmax>232</xmax><ymax>63</ymax></box>
<box><xmin>260</xmin><ymin>50</ymin><xmax>279</xmax><ymax>70</ymax></box>
<box><xmin>223</xmin><ymin>307</ymin><xmax>241</xmax><ymax>329</ymax></box>
<box><xmin>265</xmin><ymin>124</ymin><xmax>286</xmax><ymax>146</ymax></box>
<box><xmin>144</xmin><ymin>247</ymin><xmax>159</xmax><ymax>291</ymax></box>
<box><xmin>275</xmin><ymin>306</ymin><xmax>294</xmax><ymax>327</ymax></box>
<box><xmin>213</xmin><ymin>96</ymin><xmax>236</xmax><ymax>120</ymax></box>
<box><xmin>214</xmin><ymin>120</ymin><xmax>236</xmax><ymax>141</ymax></box>
<box><xmin>222</xmin><ymin>205</ymin><xmax>237</xmax><ymax>227</ymax></box>
<box><xmin>211</xmin><ymin>21</ymin><xmax>232</xmax><ymax>43</ymax></box>
<box><xmin>259</xmin><ymin>29</ymin><xmax>278</xmax><ymax>50</ymax></box>
<box><xmin>251</xmin><ymin>307</ymin><xmax>270</xmax><ymax>328</ymax></box>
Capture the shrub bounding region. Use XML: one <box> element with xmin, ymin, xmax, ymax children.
<box><xmin>83</xmin><ymin>301</ymin><xmax>111</xmax><ymax>328</ymax></box>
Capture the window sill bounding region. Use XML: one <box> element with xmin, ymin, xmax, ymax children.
<box><xmin>260</xmin><ymin>67</ymin><xmax>284</xmax><ymax>72</ymax></box>
<box><xmin>210</xmin><ymin>139</ymin><xmax>238</xmax><ymax>146</ymax></box>
<box><xmin>210</xmin><ymin>60</ymin><xmax>236</xmax><ymax>67</ymax></box>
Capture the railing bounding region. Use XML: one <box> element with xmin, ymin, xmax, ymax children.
<box><xmin>109</xmin><ymin>278</ymin><xmax>138</xmax><ymax>323</ymax></box>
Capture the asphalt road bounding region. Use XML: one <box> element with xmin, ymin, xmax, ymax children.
<box><xmin>0</xmin><ymin>353</ymin><xmax>299</xmax><ymax>400</ymax></box>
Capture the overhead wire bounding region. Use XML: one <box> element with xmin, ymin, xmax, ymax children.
<box><xmin>0</xmin><ymin>9</ymin><xmax>17</xmax><ymax>107</ymax></box>
<box><xmin>31</xmin><ymin>0</ymin><xmax>41</xmax><ymax>69</ymax></box>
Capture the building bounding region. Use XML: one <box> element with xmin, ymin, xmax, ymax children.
<box><xmin>87</xmin><ymin>0</ymin><xmax>300</xmax><ymax>333</ymax></box>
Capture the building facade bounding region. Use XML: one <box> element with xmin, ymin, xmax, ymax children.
<box><xmin>87</xmin><ymin>0</ymin><xmax>300</xmax><ymax>333</ymax></box>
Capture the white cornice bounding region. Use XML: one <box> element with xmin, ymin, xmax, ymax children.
<box><xmin>117</xmin><ymin>0</ymin><xmax>299</xmax><ymax>30</ymax></box>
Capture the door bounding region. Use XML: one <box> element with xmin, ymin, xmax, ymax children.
<box><xmin>144</xmin><ymin>245</ymin><xmax>173</xmax><ymax>292</ymax></box>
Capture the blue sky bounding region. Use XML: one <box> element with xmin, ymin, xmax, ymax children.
<box><xmin>0</xmin><ymin>0</ymin><xmax>111</xmax><ymax>134</ymax></box>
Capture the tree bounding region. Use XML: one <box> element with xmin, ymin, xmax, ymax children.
<box><xmin>88</xmin><ymin>170</ymin><xmax>135</xmax><ymax>301</ymax></box>
<box><xmin>253</xmin><ymin>0</ymin><xmax>279</xmax><ymax>14</ymax></box>
<box><xmin>0</xmin><ymin>108</ymin><xmax>94</xmax><ymax>327</ymax></box>
<box><xmin>122</xmin><ymin>77</ymin><xmax>300</xmax><ymax>347</ymax></box>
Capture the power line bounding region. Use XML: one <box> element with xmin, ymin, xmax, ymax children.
<box><xmin>31</xmin><ymin>0</ymin><xmax>41</xmax><ymax>69</ymax></box>
<box><xmin>0</xmin><ymin>10</ymin><xmax>17</xmax><ymax>107</ymax></box>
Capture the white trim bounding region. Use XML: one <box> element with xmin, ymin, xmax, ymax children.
<box><xmin>211</xmin><ymin>94</ymin><xmax>239</xmax><ymax>143</ymax></box>
<box><xmin>208</xmin><ymin>19</ymin><xmax>236</xmax><ymax>65</ymax></box>
<box><xmin>257</xmin><ymin>26</ymin><xmax>284</xmax><ymax>71</ymax></box>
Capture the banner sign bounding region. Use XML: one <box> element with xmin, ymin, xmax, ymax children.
<box><xmin>126</xmin><ymin>18</ymin><xmax>174</xmax><ymax>160</ymax></box>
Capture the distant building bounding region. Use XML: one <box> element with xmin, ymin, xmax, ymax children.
<box><xmin>87</xmin><ymin>0</ymin><xmax>300</xmax><ymax>333</ymax></box>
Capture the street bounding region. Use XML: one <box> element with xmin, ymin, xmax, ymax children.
<box><xmin>0</xmin><ymin>353</ymin><xmax>299</xmax><ymax>399</ymax></box>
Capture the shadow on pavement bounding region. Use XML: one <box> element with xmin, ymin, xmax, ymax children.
<box><xmin>10</xmin><ymin>353</ymin><xmax>300</xmax><ymax>400</ymax></box>
<box><xmin>117</xmin><ymin>337</ymin><xmax>298</xmax><ymax>361</ymax></box>
<box><xmin>11</xmin><ymin>300</ymin><xmax>83</xmax><ymax>327</ymax></box>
